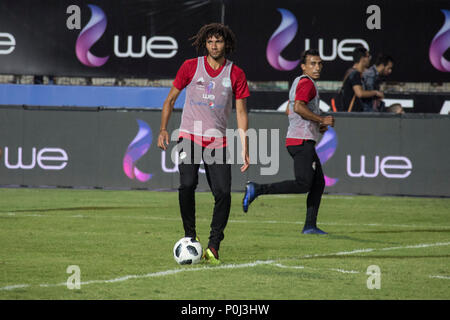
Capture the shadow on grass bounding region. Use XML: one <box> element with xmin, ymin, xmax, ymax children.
<box><xmin>326</xmin><ymin>234</ymin><xmax>398</xmax><ymax>245</ymax></box>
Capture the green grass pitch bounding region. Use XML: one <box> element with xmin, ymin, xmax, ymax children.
<box><xmin>0</xmin><ymin>188</ymin><xmax>449</xmax><ymax>300</ymax></box>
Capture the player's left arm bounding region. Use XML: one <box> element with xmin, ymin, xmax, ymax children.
<box><xmin>236</xmin><ymin>98</ymin><xmax>249</xmax><ymax>172</ymax></box>
<box><xmin>232</xmin><ymin>65</ymin><xmax>250</xmax><ymax>172</ymax></box>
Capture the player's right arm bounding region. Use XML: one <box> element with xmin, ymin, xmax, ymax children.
<box><xmin>158</xmin><ymin>85</ymin><xmax>181</xmax><ymax>150</ymax></box>
<box><xmin>158</xmin><ymin>59</ymin><xmax>195</xmax><ymax>150</ymax></box>
<box><xmin>292</xmin><ymin>78</ymin><xmax>334</xmax><ymax>127</ymax></box>
<box><xmin>293</xmin><ymin>100</ymin><xmax>334</xmax><ymax>127</ymax></box>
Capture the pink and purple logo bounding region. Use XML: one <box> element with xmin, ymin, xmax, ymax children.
<box><xmin>266</xmin><ymin>8</ymin><xmax>300</xmax><ymax>71</ymax></box>
<box><xmin>429</xmin><ymin>9</ymin><xmax>450</xmax><ymax>72</ymax></box>
<box><xmin>123</xmin><ymin>119</ymin><xmax>153</xmax><ymax>182</ymax></box>
<box><xmin>316</xmin><ymin>126</ymin><xmax>338</xmax><ymax>187</ymax></box>
<box><xmin>76</xmin><ymin>4</ymin><xmax>109</xmax><ymax>67</ymax></box>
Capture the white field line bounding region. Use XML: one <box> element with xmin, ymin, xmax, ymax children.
<box><xmin>0</xmin><ymin>284</ymin><xmax>30</xmax><ymax>291</ymax></box>
<box><xmin>273</xmin><ymin>263</ymin><xmax>305</xmax><ymax>270</ymax></box>
<box><xmin>1</xmin><ymin>212</ymin><xmax>449</xmax><ymax>230</ymax></box>
<box><xmin>329</xmin><ymin>268</ymin><xmax>360</xmax><ymax>274</ymax></box>
<box><xmin>429</xmin><ymin>275</ymin><xmax>450</xmax><ymax>280</ymax></box>
<box><xmin>273</xmin><ymin>263</ymin><xmax>359</xmax><ymax>274</ymax></box>
<box><xmin>31</xmin><ymin>260</ymin><xmax>276</xmax><ymax>289</ymax></box>
<box><xmin>302</xmin><ymin>242</ymin><xmax>450</xmax><ymax>258</ymax></box>
<box><xmin>1</xmin><ymin>242</ymin><xmax>449</xmax><ymax>292</ymax></box>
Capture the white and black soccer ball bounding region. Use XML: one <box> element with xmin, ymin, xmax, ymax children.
<box><xmin>173</xmin><ymin>237</ymin><xmax>203</xmax><ymax>265</ymax></box>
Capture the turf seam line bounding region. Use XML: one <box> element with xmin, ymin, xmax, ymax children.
<box><xmin>1</xmin><ymin>212</ymin><xmax>449</xmax><ymax>230</ymax></box>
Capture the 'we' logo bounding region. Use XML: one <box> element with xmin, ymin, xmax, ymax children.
<box><xmin>123</xmin><ymin>119</ymin><xmax>153</xmax><ymax>182</ymax></box>
<box><xmin>75</xmin><ymin>4</ymin><xmax>109</xmax><ymax>67</ymax></box>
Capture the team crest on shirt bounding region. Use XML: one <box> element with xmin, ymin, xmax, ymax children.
<box><xmin>222</xmin><ymin>77</ymin><xmax>231</xmax><ymax>88</ymax></box>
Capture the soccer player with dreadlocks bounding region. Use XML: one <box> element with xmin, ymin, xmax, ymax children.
<box><xmin>158</xmin><ymin>23</ymin><xmax>250</xmax><ymax>264</ymax></box>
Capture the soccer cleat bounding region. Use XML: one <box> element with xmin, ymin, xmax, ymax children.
<box><xmin>203</xmin><ymin>247</ymin><xmax>221</xmax><ymax>265</ymax></box>
<box><xmin>301</xmin><ymin>227</ymin><xmax>328</xmax><ymax>235</ymax></box>
<box><xmin>242</xmin><ymin>182</ymin><xmax>257</xmax><ymax>213</ymax></box>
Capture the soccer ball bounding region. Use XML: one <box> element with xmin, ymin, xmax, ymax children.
<box><xmin>173</xmin><ymin>237</ymin><xmax>203</xmax><ymax>265</ymax></box>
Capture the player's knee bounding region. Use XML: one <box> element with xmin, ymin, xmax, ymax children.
<box><xmin>213</xmin><ymin>187</ymin><xmax>231</xmax><ymax>201</ymax></box>
<box><xmin>179</xmin><ymin>178</ymin><xmax>198</xmax><ymax>191</ymax></box>
<box><xmin>294</xmin><ymin>178</ymin><xmax>313</xmax><ymax>192</ymax></box>
<box><xmin>317</xmin><ymin>176</ymin><xmax>325</xmax><ymax>191</ymax></box>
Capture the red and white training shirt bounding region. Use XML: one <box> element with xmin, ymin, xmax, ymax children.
<box><xmin>174</xmin><ymin>56</ymin><xmax>250</xmax><ymax>148</ymax></box>
<box><xmin>285</xmin><ymin>75</ymin><xmax>321</xmax><ymax>146</ymax></box>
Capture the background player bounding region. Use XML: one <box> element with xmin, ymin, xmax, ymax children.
<box><xmin>242</xmin><ymin>49</ymin><xmax>334</xmax><ymax>235</ymax></box>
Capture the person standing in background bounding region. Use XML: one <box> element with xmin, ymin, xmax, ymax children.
<box><xmin>340</xmin><ymin>46</ymin><xmax>384</xmax><ymax>112</ymax></box>
<box><xmin>361</xmin><ymin>54</ymin><xmax>394</xmax><ymax>112</ymax></box>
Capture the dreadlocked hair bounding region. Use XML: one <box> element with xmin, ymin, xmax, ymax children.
<box><xmin>190</xmin><ymin>23</ymin><xmax>236</xmax><ymax>55</ymax></box>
